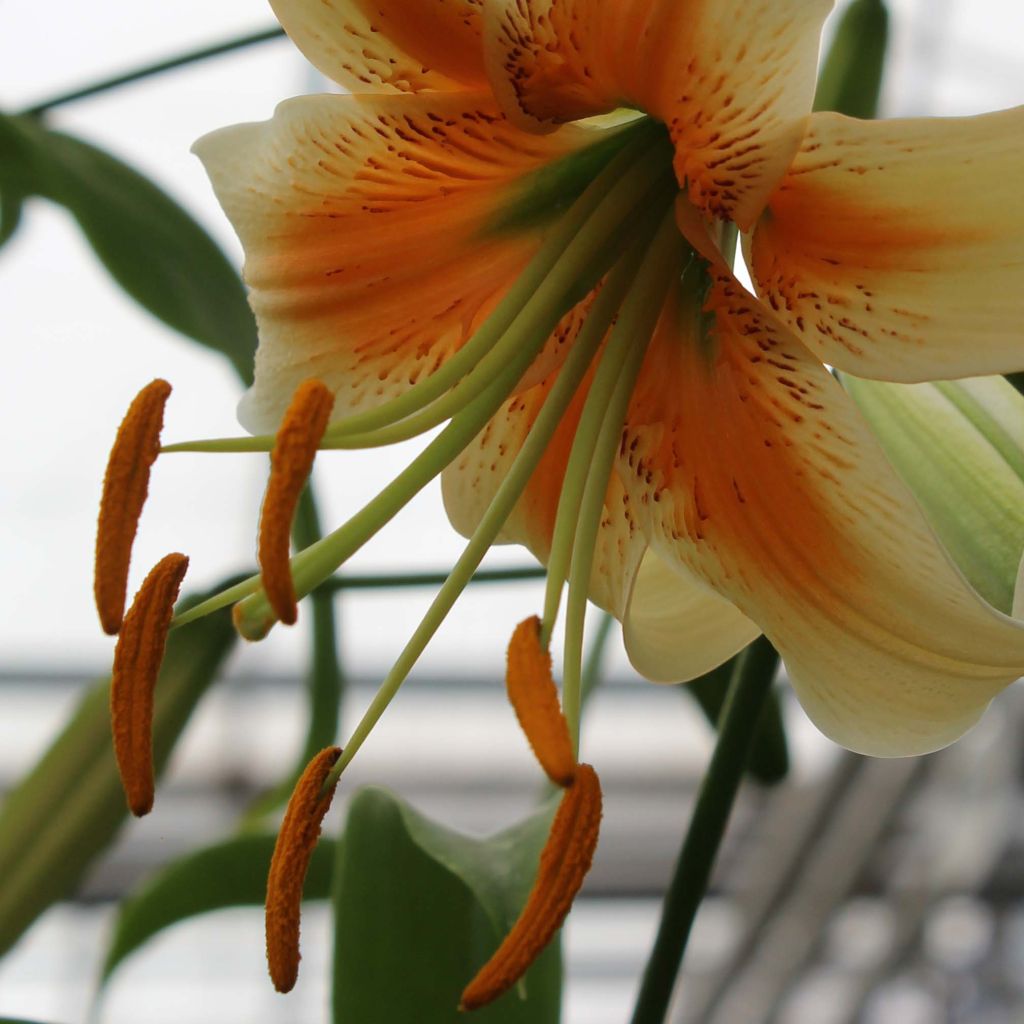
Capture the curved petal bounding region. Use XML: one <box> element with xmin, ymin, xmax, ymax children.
<box><xmin>483</xmin><ymin>0</ymin><xmax>831</xmax><ymax>227</ymax></box>
<box><xmin>442</xmin><ymin>359</ymin><xmax>647</xmax><ymax>618</ymax></box>
<box><xmin>623</xmin><ymin>550</ymin><xmax>761</xmax><ymax>683</ymax></box>
<box><xmin>193</xmin><ymin>92</ymin><xmax>598</xmax><ymax>431</ymax></box>
<box><xmin>270</xmin><ymin>0</ymin><xmax>487</xmax><ymax>93</ymax></box>
<box><xmin>618</xmin><ymin>268</ymin><xmax>1024</xmax><ymax>756</ymax></box>
<box><xmin>842</xmin><ymin>375</ymin><xmax>1024</xmax><ymax>614</ymax></box>
<box><xmin>748</xmin><ymin>109</ymin><xmax>1024</xmax><ymax>381</ymax></box>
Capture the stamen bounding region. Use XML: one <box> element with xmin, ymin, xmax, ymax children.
<box><xmin>258</xmin><ymin>379</ymin><xmax>335</xmax><ymax>626</ymax></box>
<box><xmin>539</xmin><ymin>211</ymin><xmax>688</xmax><ymax>744</ymax></box>
<box><xmin>459</xmin><ymin>763</ymin><xmax>603</xmax><ymax>1012</ymax></box>
<box><xmin>319</xmin><ymin>223</ymin><xmax>656</xmax><ymax>793</ymax></box>
<box><xmin>266</xmin><ymin>745</ymin><xmax>342</xmax><ymax>993</ymax></box>
<box><xmin>506</xmin><ymin>617</ymin><xmax>576</xmax><ymax>788</ymax></box>
<box><xmin>110</xmin><ymin>552</ymin><xmax>189</xmax><ymax>816</ymax></box>
<box><xmin>95</xmin><ymin>379</ymin><xmax>172</xmax><ymax>635</ymax></box>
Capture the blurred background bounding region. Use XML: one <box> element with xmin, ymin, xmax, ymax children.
<box><xmin>3</xmin><ymin>1</ymin><xmax>1024</xmax><ymax>1021</ymax></box>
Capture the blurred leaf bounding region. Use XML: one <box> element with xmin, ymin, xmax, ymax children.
<box><xmin>683</xmin><ymin>657</ymin><xmax>789</xmax><ymax>786</ymax></box>
<box><xmin>101</xmin><ymin>832</ymin><xmax>336</xmax><ymax>982</ymax></box>
<box><xmin>0</xmin><ymin>585</ymin><xmax>238</xmax><ymax>956</ymax></box>
<box><xmin>333</xmin><ymin>787</ymin><xmax>561</xmax><ymax>1024</ymax></box>
<box><xmin>0</xmin><ymin>182</ymin><xmax>25</xmax><ymax>250</ymax></box>
<box><xmin>814</xmin><ymin>0</ymin><xmax>889</xmax><ymax>118</ymax></box>
<box><xmin>0</xmin><ymin>112</ymin><xmax>256</xmax><ymax>381</ymax></box>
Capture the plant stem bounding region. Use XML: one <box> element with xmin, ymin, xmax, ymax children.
<box><xmin>629</xmin><ymin>636</ymin><xmax>780</xmax><ymax>1024</ymax></box>
<box><xmin>21</xmin><ymin>26</ymin><xmax>286</xmax><ymax>116</ymax></box>
<box><xmin>322</xmin><ymin>566</ymin><xmax>546</xmax><ymax>591</ymax></box>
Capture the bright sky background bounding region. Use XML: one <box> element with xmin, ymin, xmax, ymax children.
<box><xmin>3</xmin><ymin>0</ymin><xmax>1024</xmax><ymax>687</ymax></box>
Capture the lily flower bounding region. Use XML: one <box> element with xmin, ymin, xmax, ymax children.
<box><xmin>95</xmin><ymin>0</ymin><xmax>1024</xmax><ymax>1002</ymax></box>
<box><xmin>177</xmin><ymin>0</ymin><xmax>1024</xmax><ymax>758</ymax></box>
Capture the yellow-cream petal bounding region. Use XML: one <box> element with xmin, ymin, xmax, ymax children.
<box><xmin>748</xmin><ymin>109</ymin><xmax>1024</xmax><ymax>382</ymax></box>
<box><xmin>483</xmin><ymin>0</ymin><xmax>831</xmax><ymax>227</ymax></box>
<box><xmin>193</xmin><ymin>92</ymin><xmax>598</xmax><ymax>432</ymax></box>
<box><xmin>270</xmin><ymin>0</ymin><xmax>487</xmax><ymax>93</ymax></box>
<box><xmin>623</xmin><ymin>550</ymin><xmax>761</xmax><ymax>683</ymax></box>
<box><xmin>617</xmin><ymin>269</ymin><xmax>1024</xmax><ymax>756</ymax></box>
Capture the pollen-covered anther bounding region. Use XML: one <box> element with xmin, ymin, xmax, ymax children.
<box><xmin>506</xmin><ymin>616</ymin><xmax>577</xmax><ymax>788</ymax></box>
<box><xmin>258</xmin><ymin>379</ymin><xmax>335</xmax><ymax>626</ymax></box>
<box><xmin>110</xmin><ymin>552</ymin><xmax>189</xmax><ymax>817</ymax></box>
<box><xmin>460</xmin><ymin>762</ymin><xmax>602</xmax><ymax>1011</ymax></box>
<box><xmin>266</xmin><ymin>745</ymin><xmax>343</xmax><ymax>994</ymax></box>
<box><xmin>94</xmin><ymin>379</ymin><xmax>173</xmax><ymax>635</ymax></box>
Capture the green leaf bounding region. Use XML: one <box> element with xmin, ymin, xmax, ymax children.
<box><xmin>333</xmin><ymin>788</ymin><xmax>562</xmax><ymax>1024</ymax></box>
<box><xmin>0</xmin><ymin>112</ymin><xmax>256</xmax><ymax>381</ymax></box>
<box><xmin>0</xmin><ymin>181</ymin><xmax>25</xmax><ymax>249</ymax></box>
<box><xmin>0</xmin><ymin>585</ymin><xmax>238</xmax><ymax>956</ymax></box>
<box><xmin>843</xmin><ymin>374</ymin><xmax>1024</xmax><ymax>613</ymax></box>
<box><xmin>101</xmin><ymin>832</ymin><xmax>335</xmax><ymax>982</ymax></box>
<box><xmin>814</xmin><ymin>0</ymin><xmax>889</xmax><ymax>119</ymax></box>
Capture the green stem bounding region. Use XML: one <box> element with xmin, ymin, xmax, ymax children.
<box><xmin>629</xmin><ymin>637</ymin><xmax>780</xmax><ymax>1024</ymax></box>
<box><xmin>579</xmin><ymin>610</ymin><xmax>615</xmax><ymax>709</ymax></box>
<box><xmin>293</xmin><ymin>482</ymin><xmax>345</xmax><ymax>757</ymax></box>
<box><xmin>323</xmin><ymin>566</ymin><xmax>545</xmax><ymax>591</ymax></box>
<box><xmin>21</xmin><ymin>27</ymin><xmax>286</xmax><ymax>117</ymax></box>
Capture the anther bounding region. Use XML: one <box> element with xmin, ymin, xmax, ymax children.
<box><xmin>94</xmin><ymin>379</ymin><xmax>172</xmax><ymax>635</ymax></box>
<box><xmin>258</xmin><ymin>380</ymin><xmax>335</xmax><ymax>626</ymax></box>
<box><xmin>110</xmin><ymin>552</ymin><xmax>189</xmax><ymax>816</ymax></box>
<box><xmin>506</xmin><ymin>616</ymin><xmax>576</xmax><ymax>788</ymax></box>
<box><xmin>266</xmin><ymin>745</ymin><xmax>342</xmax><ymax>993</ymax></box>
<box><xmin>460</xmin><ymin>762</ymin><xmax>602</xmax><ymax>1011</ymax></box>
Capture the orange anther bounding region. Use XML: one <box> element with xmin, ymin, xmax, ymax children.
<box><xmin>110</xmin><ymin>552</ymin><xmax>189</xmax><ymax>816</ymax></box>
<box><xmin>258</xmin><ymin>380</ymin><xmax>335</xmax><ymax>626</ymax></box>
<box><xmin>506</xmin><ymin>616</ymin><xmax>576</xmax><ymax>787</ymax></box>
<box><xmin>266</xmin><ymin>745</ymin><xmax>342</xmax><ymax>993</ymax></box>
<box><xmin>460</xmin><ymin>762</ymin><xmax>602</xmax><ymax>1011</ymax></box>
<box><xmin>94</xmin><ymin>379</ymin><xmax>172</xmax><ymax>635</ymax></box>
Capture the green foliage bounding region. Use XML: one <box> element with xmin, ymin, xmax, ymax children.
<box><xmin>814</xmin><ymin>0</ymin><xmax>889</xmax><ymax>118</ymax></box>
<box><xmin>0</xmin><ymin>113</ymin><xmax>256</xmax><ymax>381</ymax></box>
<box><xmin>101</xmin><ymin>833</ymin><xmax>336</xmax><ymax>982</ymax></box>
<box><xmin>332</xmin><ymin>787</ymin><xmax>562</xmax><ymax>1024</ymax></box>
<box><xmin>0</xmin><ymin>590</ymin><xmax>237</xmax><ymax>956</ymax></box>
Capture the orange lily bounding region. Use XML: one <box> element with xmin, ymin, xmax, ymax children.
<box><xmin>81</xmin><ymin>0</ymin><xmax>1021</xmax><ymax>1005</ymax></box>
<box><xmin>183</xmin><ymin>0</ymin><xmax>1024</xmax><ymax>762</ymax></box>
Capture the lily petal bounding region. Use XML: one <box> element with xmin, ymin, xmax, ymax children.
<box><xmin>623</xmin><ymin>550</ymin><xmax>761</xmax><ymax>683</ymax></box>
<box><xmin>618</xmin><ymin>270</ymin><xmax>1024</xmax><ymax>756</ymax></box>
<box><xmin>748</xmin><ymin>109</ymin><xmax>1024</xmax><ymax>381</ymax></box>
<box><xmin>269</xmin><ymin>0</ymin><xmax>487</xmax><ymax>93</ymax></box>
<box><xmin>193</xmin><ymin>92</ymin><xmax>598</xmax><ymax>431</ymax></box>
<box><xmin>442</xmin><ymin>360</ymin><xmax>647</xmax><ymax>618</ymax></box>
<box><xmin>483</xmin><ymin>0</ymin><xmax>831</xmax><ymax>227</ymax></box>
<box><xmin>842</xmin><ymin>375</ymin><xmax>1024</xmax><ymax>615</ymax></box>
